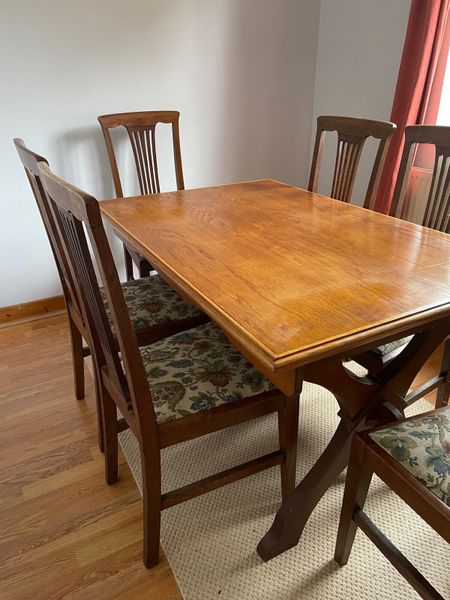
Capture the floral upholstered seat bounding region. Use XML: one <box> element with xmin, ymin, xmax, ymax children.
<box><xmin>370</xmin><ymin>407</ymin><xmax>450</xmax><ymax>506</ymax></box>
<box><xmin>101</xmin><ymin>274</ymin><xmax>203</xmax><ymax>329</ymax></box>
<box><xmin>373</xmin><ymin>335</ymin><xmax>413</xmax><ymax>358</ymax></box>
<box><xmin>138</xmin><ymin>322</ymin><xmax>274</xmax><ymax>425</ymax></box>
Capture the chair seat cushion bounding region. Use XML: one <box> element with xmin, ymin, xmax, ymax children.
<box><xmin>370</xmin><ymin>407</ymin><xmax>450</xmax><ymax>506</ymax></box>
<box><xmin>139</xmin><ymin>322</ymin><xmax>274</xmax><ymax>425</ymax></box>
<box><xmin>373</xmin><ymin>336</ymin><xmax>412</xmax><ymax>358</ymax></box>
<box><xmin>101</xmin><ymin>275</ymin><xmax>203</xmax><ymax>329</ymax></box>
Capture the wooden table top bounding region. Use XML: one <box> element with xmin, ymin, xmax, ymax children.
<box><xmin>101</xmin><ymin>179</ymin><xmax>450</xmax><ymax>380</ymax></box>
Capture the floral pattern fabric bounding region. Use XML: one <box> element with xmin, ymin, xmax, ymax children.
<box><xmin>138</xmin><ymin>322</ymin><xmax>274</xmax><ymax>425</ymax></box>
<box><xmin>101</xmin><ymin>275</ymin><xmax>203</xmax><ymax>329</ymax></box>
<box><xmin>370</xmin><ymin>407</ymin><xmax>450</xmax><ymax>506</ymax></box>
<box><xmin>374</xmin><ymin>336</ymin><xmax>413</xmax><ymax>358</ymax></box>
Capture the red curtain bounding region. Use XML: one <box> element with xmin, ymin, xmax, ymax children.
<box><xmin>374</xmin><ymin>0</ymin><xmax>450</xmax><ymax>214</ymax></box>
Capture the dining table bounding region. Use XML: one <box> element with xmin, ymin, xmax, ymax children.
<box><xmin>100</xmin><ymin>178</ymin><xmax>450</xmax><ymax>562</ymax></box>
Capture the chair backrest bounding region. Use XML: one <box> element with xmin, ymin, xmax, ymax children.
<box><xmin>98</xmin><ymin>110</ymin><xmax>185</xmax><ymax>197</ymax></box>
<box><xmin>37</xmin><ymin>162</ymin><xmax>158</xmax><ymax>440</ymax></box>
<box><xmin>13</xmin><ymin>139</ymin><xmax>83</xmax><ymax>321</ymax></box>
<box><xmin>308</xmin><ymin>116</ymin><xmax>396</xmax><ymax>209</ymax></box>
<box><xmin>390</xmin><ymin>125</ymin><xmax>450</xmax><ymax>233</ymax></box>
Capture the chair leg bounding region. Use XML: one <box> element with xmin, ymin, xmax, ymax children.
<box><xmin>68</xmin><ymin>316</ymin><xmax>85</xmax><ymax>400</ymax></box>
<box><xmin>124</xmin><ymin>246</ymin><xmax>134</xmax><ymax>281</ymax></box>
<box><xmin>435</xmin><ymin>339</ymin><xmax>450</xmax><ymax>408</ymax></box>
<box><xmin>93</xmin><ymin>367</ymin><xmax>105</xmax><ymax>453</ymax></box>
<box><xmin>140</xmin><ymin>447</ymin><xmax>162</xmax><ymax>568</ymax></box>
<box><xmin>101</xmin><ymin>387</ymin><xmax>118</xmax><ymax>485</ymax></box>
<box><xmin>334</xmin><ymin>435</ymin><xmax>373</xmax><ymax>566</ymax></box>
<box><xmin>138</xmin><ymin>259</ymin><xmax>152</xmax><ymax>278</ymax></box>
<box><xmin>278</xmin><ymin>393</ymin><xmax>300</xmax><ymax>502</ymax></box>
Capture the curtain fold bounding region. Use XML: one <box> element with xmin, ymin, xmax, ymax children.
<box><xmin>374</xmin><ymin>0</ymin><xmax>450</xmax><ymax>214</ymax></box>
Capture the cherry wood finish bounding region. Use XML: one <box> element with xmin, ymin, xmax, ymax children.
<box><xmin>335</xmin><ymin>408</ymin><xmax>450</xmax><ymax>600</ymax></box>
<box><xmin>391</xmin><ymin>124</ymin><xmax>449</xmax><ymax>403</ymax></box>
<box><xmin>98</xmin><ymin>111</ymin><xmax>185</xmax><ymax>280</ymax></box>
<box><xmin>14</xmin><ymin>139</ymin><xmax>207</xmax><ymax>452</ymax></box>
<box><xmin>14</xmin><ymin>139</ymin><xmax>89</xmax><ymax>401</ymax></box>
<box><xmin>100</xmin><ymin>180</ymin><xmax>450</xmax><ymax>382</ymax></box>
<box><xmin>38</xmin><ymin>164</ymin><xmax>299</xmax><ymax>568</ymax></box>
<box><xmin>390</xmin><ymin>125</ymin><xmax>450</xmax><ymax>232</ymax></box>
<box><xmin>356</xmin><ymin>125</ymin><xmax>450</xmax><ymax>409</ymax></box>
<box><xmin>100</xmin><ymin>179</ymin><xmax>450</xmax><ymax>562</ymax></box>
<box><xmin>308</xmin><ymin>116</ymin><xmax>396</xmax><ymax>208</ymax></box>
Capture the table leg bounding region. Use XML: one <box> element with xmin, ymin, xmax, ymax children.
<box><xmin>258</xmin><ymin>418</ymin><xmax>352</xmax><ymax>561</ymax></box>
<box><xmin>257</xmin><ymin>321</ymin><xmax>450</xmax><ymax>562</ymax></box>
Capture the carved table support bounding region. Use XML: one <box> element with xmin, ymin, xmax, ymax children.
<box><xmin>257</xmin><ymin>319</ymin><xmax>450</xmax><ymax>562</ymax></box>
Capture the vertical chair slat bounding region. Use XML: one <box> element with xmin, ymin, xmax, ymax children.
<box><xmin>98</xmin><ymin>111</ymin><xmax>185</xmax><ymax>279</ymax></box>
<box><xmin>308</xmin><ymin>116</ymin><xmax>396</xmax><ymax>208</ymax></box>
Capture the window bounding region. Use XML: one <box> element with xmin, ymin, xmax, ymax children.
<box><xmin>437</xmin><ymin>45</ymin><xmax>450</xmax><ymax>124</ymax></box>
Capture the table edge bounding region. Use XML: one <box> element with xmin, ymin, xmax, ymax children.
<box><xmin>101</xmin><ymin>203</ymin><xmax>450</xmax><ymax>375</ymax></box>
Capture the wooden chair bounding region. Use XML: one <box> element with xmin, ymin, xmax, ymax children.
<box><xmin>308</xmin><ymin>116</ymin><xmax>396</xmax><ymax>208</ymax></box>
<box><xmin>37</xmin><ymin>161</ymin><xmax>300</xmax><ymax>568</ymax></box>
<box><xmin>390</xmin><ymin>125</ymin><xmax>450</xmax><ymax>233</ymax></box>
<box><xmin>98</xmin><ymin>110</ymin><xmax>184</xmax><ymax>280</ymax></box>
<box><xmin>335</xmin><ymin>406</ymin><xmax>450</xmax><ymax>600</ymax></box>
<box><xmin>14</xmin><ymin>139</ymin><xmax>207</xmax><ymax>448</ymax></box>
<box><xmin>14</xmin><ymin>139</ymin><xmax>91</xmax><ymax>401</ymax></box>
<box><xmin>353</xmin><ymin>125</ymin><xmax>450</xmax><ymax>409</ymax></box>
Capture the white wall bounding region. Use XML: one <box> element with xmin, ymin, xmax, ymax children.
<box><xmin>0</xmin><ymin>0</ymin><xmax>320</xmax><ymax>306</ymax></box>
<box><xmin>312</xmin><ymin>0</ymin><xmax>410</xmax><ymax>205</ymax></box>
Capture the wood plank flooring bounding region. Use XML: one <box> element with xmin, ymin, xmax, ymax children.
<box><xmin>0</xmin><ymin>314</ymin><xmax>442</xmax><ymax>599</ymax></box>
<box><xmin>0</xmin><ymin>314</ymin><xmax>182</xmax><ymax>600</ymax></box>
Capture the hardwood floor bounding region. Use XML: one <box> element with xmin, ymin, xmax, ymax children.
<box><xmin>0</xmin><ymin>314</ymin><xmax>182</xmax><ymax>600</ymax></box>
<box><xmin>0</xmin><ymin>314</ymin><xmax>442</xmax><ymax>599</ymax></box>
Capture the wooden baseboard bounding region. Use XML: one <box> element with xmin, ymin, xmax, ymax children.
<box><xmin>0</xmin><ymin>295</ymin><xmax>66</xmax><ymax>325</ymax></box>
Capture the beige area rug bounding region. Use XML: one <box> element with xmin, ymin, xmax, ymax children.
<box><xmin>111</xmin><ymin>366</ymin><xmax>448</xmax><ymax>600</ymax></box>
